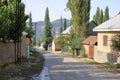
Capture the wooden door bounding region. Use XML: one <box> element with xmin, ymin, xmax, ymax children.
<box><xmin>89</xmin><ymin>45</ymin><xmax>94</xmax><ymax>58</ymax></box>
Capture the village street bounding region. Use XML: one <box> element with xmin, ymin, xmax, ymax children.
<box><xmin>43</xmin><ymin>51</ymin><xmax>120</xmax><ymax>80</ymax></box>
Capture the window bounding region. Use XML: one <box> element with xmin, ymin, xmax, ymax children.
<box><xmin>103</xmin><ymin>35</ymin><xmax>108</xmax><ymax>46</ymax></box>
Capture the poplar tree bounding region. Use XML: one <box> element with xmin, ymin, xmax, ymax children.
<box><xmin>60</xmin><ymin>16</ymin><xmax>63</xmax><ymax>34</ymax></box>
<box><xmin>93</xmin><ymin>6</ymin><xmax>109</xmax><ymax>25</ymax></box>
<box><xmin>67</xmin><ymin>0</ymin><xmax>90</xmax><ymax>38</ymax></box>
<box><xmin>25</xmin><ymin>12</ymin><xmax>34</xmax><ymax>39</ymax></box>
<box><xmin>67</xmin><ymin>0</ymin><xmax>91</xmax><ymax>56</ymax></box>
<box><xmin>99</xmin><ymin>9</ymin><xmax>104</xmax><ymax>24</ymax></box>
<box><xmin>93</xmin><ymin>7</ymin><xmax>100</xmax><ymax>25</ymax></box>
<box><xmin>64</xmin><ymin>18</ymin><xmax>67</xmax><ymax>30</ymax></box>
<box><xmin>104</xmin><ymin>6</ymin><xmax>109</xmax><ymax>21</ymax></box>
<box><xmin>43</xmin><ymin>7</ymin><xmax>52</xmax><ymax>50</ymax></box>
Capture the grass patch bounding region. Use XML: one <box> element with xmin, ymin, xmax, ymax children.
<box><xmin>0</xmin><ymin>50</ymin><xmax>45</xmax><ymax>80</ymax></box>
<box><xmin>89</xmin><ymin>61</ymin><xmax>119</xmax><ymax>68</ymax></box>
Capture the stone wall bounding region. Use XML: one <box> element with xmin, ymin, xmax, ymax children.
<box><xmin>0</xmin><ymin>41</ymin><xmax>15</xmax><ymax>66</ymax></box>
<box><xmin>0</xmin><ymin>36</ymin><xmax>27</xmax><ymax>67</ymax></box>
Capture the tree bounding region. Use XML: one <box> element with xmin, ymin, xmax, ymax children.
<box><xmin>99</xmin><ymin>9</ymin><xmax>104</xmax><ymax>24</ymax></box>
<box><xmin>56</xmin><ymin>35</ymin><xmax>69</xmax><ymax>52</ymax></box>
<box><xmin>52</xmin><ymin>26</ymin><xmax>56</xmax><ymax>36</ymax></box>
<box><xmin>112</xmin><ymin>33</ymin><xmax>120</xmax><ymax>53</ymax></box>
<box><xmin>67</xmin><ymin>0</ymin><xmax>91</xmax><ymax>56</ymax></box>
<box><xmin>25</xmin><ymin>12</ymin><xmax>34</xmax><ymax>39</ymax></box>
<box><xmin>93</xmin><ymin>6</ymin><xmax>109</xmax><ymax>25</ymax></box>
<box><xmin>43</xmin><ymin>7</ymin><xmax>52</xmax><ymax>50</ymax></box>
<box><xmin>104</xmin><ymin>6</ymin><xmax>109</xmax><ymax>21</ymax></box>
<box><xmin>60</xmin><ymin>16</ymin><xmax>63</xmax><ymax>34</ymax></box>
<box><xmin>64</xmin><ymin>18</ymin><xmax>67</xmax><ymax>30</ymax></box>
<box><xmin>0</xmin><ymin>0</ymin><xmax>28</xmax><ymax>41</ymax></box>
<box><xmin>67</xmin><ymin>0</ymin><xmax>90</xmax><ymax>38</ymax></box>
<box><xmin>93</xmin><ymin>7</ymin><xmax>100</xmax><ymax>25</ymax></box>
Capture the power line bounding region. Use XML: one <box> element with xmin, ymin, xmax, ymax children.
<box><xmin>41</xmin><ymin>0</ymin><xmax>70</xmax><ymax>18</ymax></box>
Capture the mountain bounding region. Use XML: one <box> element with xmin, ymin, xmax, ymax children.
<box><xmin>26</xmin><ymin>19</ymin><xmax>70</xmax><ymax>39</ymax></box>
<box><xmin>52</xmin><ymin>19</ymin><xmax>70</xmax><ymax>35</ymax></box>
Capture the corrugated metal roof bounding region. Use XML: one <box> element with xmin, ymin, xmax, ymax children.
<box><xmin>93</xmin><ymin>14</ymin><xmax>120</xmax><ymax>31</ymax></box>
<box><xmin>82</xmin><ymin>35</ymin><xmax>97</xmax><ymax>45</ymax></box>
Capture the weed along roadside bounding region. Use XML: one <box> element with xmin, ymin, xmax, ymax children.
<box><xmin>0</xmin><ymin>49</ymin><xmax>45</xmax><ymax>80</ymax></box>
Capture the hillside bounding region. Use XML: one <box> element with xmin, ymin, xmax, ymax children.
<box><xmin>26</xmin><ymin>19</ymin><xmax>70</xmax><ymax>39</ymax></box>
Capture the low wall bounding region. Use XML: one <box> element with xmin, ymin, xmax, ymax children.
<box><xmin>0</xmin><ymin>41</ymin><xmax>15</xmax><ymax>66</ymax></box>
<box><xmin>94</xmin><ymin>49</ymin><xmax>120</xmax><ymax>63</ymax></box>
<box><xmin>0</xmin><ymin>36</ymin><xmax>27</xmax><ymax>67</ymax></box>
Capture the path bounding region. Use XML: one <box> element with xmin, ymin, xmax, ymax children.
<box><xmin>44</xmin><ymin>52</ymin><xmax>120</xmax><ymax>80</ymax></box>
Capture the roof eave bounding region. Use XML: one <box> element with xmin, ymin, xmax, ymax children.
<box><xmin>93</xmin><ymin>29</ymin><xmax>120</xmax><ymax>32</ymax></box>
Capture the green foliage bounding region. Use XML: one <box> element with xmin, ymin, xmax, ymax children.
<box><xmin>112</xmin><ymin>33</ymin><xmax>120</xmax><ymax>52</ymax></box>
<box><xmin>67</xmin><ymin>0</ymin><xmax>90</xmax><ymax>38</ymax></box>
<box><xmin>64</xmin><ymin>18</ymin><xmax>67</xmax><ymax>30</ymax></box>
<box><xmin>93</xmin><ymin>6</ymin><xmax>109</xmax><ymax>25</ymax></box>
<box><xmin>66</xmin><ymin>0</ymin><xmax>90</xmax><ymax>56</ymax></box>
<box><xmin>52</xmin><ymin>26</ymin><xmax>55</xmax><ymax>36</ymax></box>
<box><xmin>57</xmin><ymin>35</ymin><xmax>69</xmax><ymax>48</ymax></box>
<box><xmin>25</xmin><ymin>12</ymin><xmax>34</xmax><ymax>39</ymax></box>
<box><xmin>68</xmin><ymin>26</ymin><xmax>84</xmax><ymax>56</ymax></box>
<box><xmin>93</xmin><ymin>7</ymin><xmax>100</xmax><ymax>25</ymax></box>
<box><xmin>43</xmin><ymin>7</ymin><xmax>52</xmax><ymax>50</ymax></box>
<box><xmin>104</xmin><ymin>6</ymin><xmax>109</xmax><ymax>21</ymax></box>
<box><xmin>60</xmin><ymin>16</ymin><xmax>63</xmax><ymax>34</ymax></box>
<box><xmin>0</xmin><ymin>0</ymin><xmax>28</xmax><ymax>41</ymax></box>
<box><xmin>99</xmin><ymin>9</ymin><xmax>104</xmax><ymax>24</ymax></box>
<box><xmin>36</xmin><ymin>38</ymin><xmax>42</xmax><ymax>47</ymax></box>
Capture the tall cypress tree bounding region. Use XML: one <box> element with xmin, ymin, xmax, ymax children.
<box><xmin>60</xmin><ymin>16</ymin><xmax>63</xmax><ymax>34</ymax></box>
<box><xmin>104</xmin><ymin>6</ymin><xmax>109</xmax><ymax>21</ymax></box>
<box><xmin>25</xmin><ymin>12</ymin><xmax>34</xmax><ymax>43</ymax></box>
<box><xmin>43</xmin><ymin>7</ymin><xmax>52</xmax><ymax>50</ymax></box>
<box><xmin>64</xmin><ymin>18</ymin><xmax>67</xmax><ymax>30</ymax></box>
<box><xmin>52</xmin><ymin>26</ymin><xmax>55</xmax><ymax>36</ymax></box>
<box><xmin>99</xmin><ymin>9</ymin><xmax>103</xmax><ymax>24</ymax></box>
<box><xmin>93</xmin><ymin>7</ymin><xmax>100</xmax><ymax>25</ymax></box>
<box><xmin>93</xmin><ymin>6</ymin><xmax>109</xmax><ymax>25</ymax></box>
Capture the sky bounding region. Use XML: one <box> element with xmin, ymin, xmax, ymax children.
<box><xmin>22</xmin><ymin>0</ymin><xmax>120</xmax><ymax>22</ymax></box>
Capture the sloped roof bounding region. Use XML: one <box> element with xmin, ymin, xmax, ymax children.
<box><xmin>62</xmin><ymin>26</ymin><xmax>71</xmax><ymax>34</ymax></box>
<box><xmin>22</xmin><ymin>31</ymin><xmax>28</xmax><ymax>36</ymax></box>
<box><xmin>94</xmin><ymin>14</ymin><xmax>120</xmax><ymax>32</ymax></box>
<box><xmin>88</xmin><ymin>21</ymin><xmax>97</xmax><ymax>35</ymax></box>
<box><xmin>62</xmin><ymin>21</ymin><xmax>97</xmax><ymax>35</ymax></box>
<box><xmin>82</xmin><ymin>35</ymin><xmax>97</xmax><ymax>45</ymax></box>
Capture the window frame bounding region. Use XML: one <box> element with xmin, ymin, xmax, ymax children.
<box><xmin>103</xmin><ymin>35</ymin><xmax>108</xmax><ymax>46</ymax></box>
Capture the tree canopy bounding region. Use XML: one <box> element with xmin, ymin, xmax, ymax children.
<box><xmin>43</xmin><ymin>7</ymin><xmax>52</xmax><ymax>50</ymax></box>
<box><xmin>93</xmin><ymin>6</ymin><xmax>109</xmax><ymax>25</ymax></box>
<box><xmin>25</xmin><ymin>12</ymin><xmax>34</xmax><ymax>39</ymax></box>
<box><xmin>0</xmin><ymin>0</ymin><xmax>28</xmax><ymax>41</ymax></box>
<box><xmin>66</xmin><ymin>0</ymin><xmax>91</xmax><ymax>56</ymax></box>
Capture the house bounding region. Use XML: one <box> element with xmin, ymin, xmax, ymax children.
<box><xmin>62</xmin><ymin>26</ymin><xmax>71</xmax><ymax>35</ymax></box>
<box><xmin>93</xmin><ymin>14</ymin><xmax>120</xmax><ymax>63</ymax></box>
<box><xmin>82</xmin><ymin>21</ymin><xmax>97</xmax><ymax>58</ymax></box>
<box><xmin>51</xmin><ymin>35</ymin><xmax>61</xmax><ymax>51</ymax></box>
<box><xmin>82</xmin><ymin>35</ymin><xmax>97</xmax><ymax>58</ymax></box>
